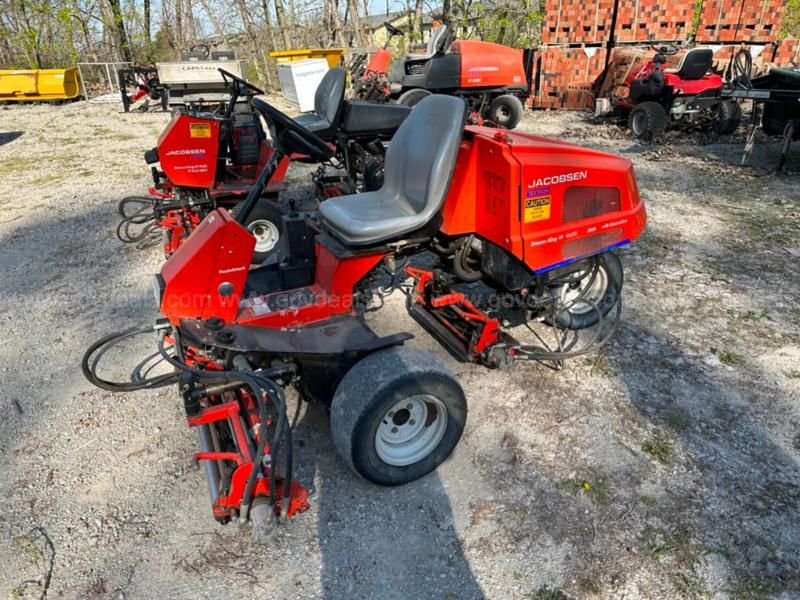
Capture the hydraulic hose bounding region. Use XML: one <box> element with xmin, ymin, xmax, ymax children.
<box><xmin>82</xmin><ymin>327</ymin><xmax>178</xmax><ymax>392</ymax></box>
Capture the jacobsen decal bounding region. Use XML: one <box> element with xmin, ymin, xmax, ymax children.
<box><xmin>527</xmin><ymin>170</ymin><xmax>588</xmax><ymax>188</ymax></box>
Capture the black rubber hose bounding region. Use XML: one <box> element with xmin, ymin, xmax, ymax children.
<box><xmin>82</xmin><ymin>327</ymin><xmax>178</xmax><ymax>392</ymax></box>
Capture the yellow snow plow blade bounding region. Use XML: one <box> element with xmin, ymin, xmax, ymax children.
<box><xmin>0</xmin><ymin>68</ymin><xmax>81</xmax><ymax>101</ymax></box>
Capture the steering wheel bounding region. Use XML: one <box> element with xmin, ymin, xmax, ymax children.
<box><xmin>218</xmin><ymin>68</ymin><xmax>265</xmax><ymax>96</ymax></box>
<box><xmin>652</xmin><ymin>43</ymin><xmax>680</xmax><ymax>56</ymax></box>
<box><xmin>384</xmin><ymin>22</ymin><xmax>404</xmax><ymax>38</ymax></box>
<box><xmin>251</xmin><ymin>97</ymin><xmax>334</xmax><ymax>162</ymax></box>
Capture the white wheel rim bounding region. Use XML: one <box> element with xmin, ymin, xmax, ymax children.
<box><xmin>374</xmin><ymin>395</ymin><xmax>448</xmax><ymax>467</ymax></box>
<box><xmin>558</xmin><ymin>265</ymin><xmax>609</xmax><ymax>315</ymax></box>
<box><xmin>248</xmin><ymin>219</ymin><xmax>280</xmax><ymax>253</ymax></box>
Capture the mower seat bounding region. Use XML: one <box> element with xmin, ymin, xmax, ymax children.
<box><xmin>292</xmin><ymin>67</ymin><xmax>346</xmax><ymax>139</ymax></box>
<box><xmin>319</xmin><ymin>95</ymin><xmax>466</xmax><ymax>246</ymax></box>
<box><xmin>339</xmin><ymin>100</ymin><xmax>412</xmax><ymax>136</ymax></box>
<box><xmin>406</xmin><ymin>25</ymin><xmax>450</xmax><ymax>60</ymax></box>
<box><xmin>665</xmin><ymin>47</ymin><xmax>714</xmax><ymax>80</ymax></box>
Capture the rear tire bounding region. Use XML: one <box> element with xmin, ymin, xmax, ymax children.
<box><xmin>330</xmin><ymin>346</ymin><xmax>467</xmax><ymax>486</ymax></box>
<box><xmin>628</xmin><ymin>101</ymin><xmax>668</xmax><ymax>140</ymax></box>
<box><xmin>714</xmin><ymin>101</ymin><xmax>742</xmax><ymax>135</ymax></box>
<box><xmin>232</xmin><ymin>200</ymin><xmax>285</xmax><ymax>264</ymax></box>
<box><xmin>397</xmin><ymin>88</ymin><xmax>432</xmax><ymax>107</ymax></box>
<box><xmin>548</xmin><ymin>252</ymin><xmax>623</xmax><ymax>331</ymax></box>
<box><xmin>487</xmin><ymin>94</ymin><xmax>524</xmax><ymax>129</ymax></box>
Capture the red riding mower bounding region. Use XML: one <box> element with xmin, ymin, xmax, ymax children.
<box><xmin>354</xmin><ymin>22</ymin><xmax>529</xmax><ymax>129</ymax></box>
<box><xmin>118</xmin><ymin>68</ymin><xmax>411</xmax><ymax>261</ymax></box>
<box><xmin>616</xmin><ymin>45</ymin><xmax>742</xmax><ymax>140</ymax></box>
<box><xmin>84</xmin><ymin>94</ymin><xmax>646</xmax><ymax>539</ymax></box>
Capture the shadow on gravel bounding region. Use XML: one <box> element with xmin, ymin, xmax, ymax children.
<box><xmin>292</xmin><ymin>402</ymin><xmax>484</xmax><ymax>600</ymax></box>
<box><xmin>0</xmin><ymin>131</ymin><xmax>23</xmax><ymax>146</ymax></box>
<box><xmin>612</xmin><ymin>322</ymin><xmax>800</xmax><ymax>595</ymax></box>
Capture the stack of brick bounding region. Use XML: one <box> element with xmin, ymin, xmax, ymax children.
<box><xmin>613</xmin><ymin>0</ymin><xmax>695</xmax><ymax>42</ymax></box>
<box><xmin>770</xmin><ymin>38</ymin><xmax>800</xmax><ymax>65</ymax></box>
<box><xmin>535</xmin><ymin>47</ymin><xmax>608</xmax><ymax>109</ymax></box>
<box><xmin>542</xmin><ymin>0</ymin><xmax>615</xmax><ymax>44</ymax></box>
<box><xmin>695</xmin><ymin>0</ymin><xmax>787</xmax><ymax>43</ymax></box>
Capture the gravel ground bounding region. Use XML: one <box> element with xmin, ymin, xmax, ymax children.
<box><xmin>0</xmin><ymin>98</ymin><xmax>799</xmax><ymax>600</ymax></box>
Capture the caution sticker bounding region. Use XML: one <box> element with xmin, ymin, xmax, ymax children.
<box><xmin>524</xmin><ymin>195</ymin><xmax>551</xmax><ymax>223</ymax></box>
<box><xmin>189</xmin><ymin>123</ymin><xmax>211</xmax><ymax>138</ymax></box>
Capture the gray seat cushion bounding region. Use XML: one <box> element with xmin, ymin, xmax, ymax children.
<box><xmin>319</xmin><ymin>95</ymin><xmax>466</xmax><ymax>246</ymax></box>
<box><xmin>291</xmin><ymin>67</ymin><xmax>346</xmax><ymax>138</ymax></box>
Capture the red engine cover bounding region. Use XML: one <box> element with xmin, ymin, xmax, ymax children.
<box><xmin>157</xmin><ymin>113</ymin><xmax>221</xmax><ymax>189</ymax></box>
<box><xmin>440</xmin><ymin>126</ymin><xmax>646</xmax><ymax>273</ymax></box>
<box><xmin>452</xmin><ymin>40</ymin><xmax>527</xmax><ymax>89</ymax></box>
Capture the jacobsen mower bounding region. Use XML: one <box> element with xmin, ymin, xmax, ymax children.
<box><xmin>84</xmin><ymin>94</ymin><xmax>646</xmax><ymax>540</ymax></box>
<box><xmin>353</xmin><ymin>22</ymin><xmax>529</xmax><ymax>129</ymax></box>
<box><xmin>118</xmin><ymin>68</ymin><xmax>410</xmax><ymax>261</ymax></box>
<box><xmin>612</xmin><ymin>45</ymin><xmax>742</xmax><ymax>139</ymax></box>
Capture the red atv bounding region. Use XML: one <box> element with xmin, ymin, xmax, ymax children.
<box><xmin>118</xmin><ymin>68</ymin><xmax>410</xmax><ymax>261</ymax></box>
<box><xmin>354</xmin><ymin>22</ymin><xmax>529</xmax><ymax>129</ymax></box>
<box><xmin>85</xmin><ymin>93</ymin><xmax>646</xmax><ymax>535</ymax></box>
<box><xmin>617</xmin><ymin>45</ymin><xmax>742</xmax><ymax>139</ymax></box>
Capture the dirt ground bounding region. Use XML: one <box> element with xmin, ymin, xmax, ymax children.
<box><xmin>0</xmin><ymin>98</ymin><xmax>798</xmax><ymax>600</ymax></box>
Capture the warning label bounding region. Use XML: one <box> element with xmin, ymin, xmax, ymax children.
<box><xmin>189</xmin><ymin>123</ymin><xmax>211</xmax><ymax>138</ymax></box>
<box><xmin>524</xmin><ymin>195</ymin><xmax>551</xmax><ymax>223</ymax></box>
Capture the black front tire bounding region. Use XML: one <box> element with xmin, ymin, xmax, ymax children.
<box><xmin>486</xmin><ymin>94</ymin><xmax>524</xmax><ymax>129</ymax></box>
<box><xmin>330</xmin><ymin>346</ymin><xmax>467</xmax><ymax>486</ymax></box>
<box><xmin>397</xmin><ymin>88</ymin><xmax>432</xmax><ymax>107</ymax></box>
<box><xmin>628</xmin><ymin>101</ymin><xmax>668</xmax><ymax>140</ymax></box>
<box><xmin>232</xmin><ymin>200</ymin><xmax>285</xmax><ymax>264</ymax></box>
<box><xmin>715</xmin><ymin>101</ymin><xmax>742</xmax><ymax>135</ymax></box>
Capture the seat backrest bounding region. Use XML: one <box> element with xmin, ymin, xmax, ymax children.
<box><xmin>426</xmin><ymin>25</ymin><xmax>449</xmax><ymax>55</ymax></box>
<box><xmin>383</xmin><ymin>94</ymin><xmax>466</xmax><ymax>217</ymax></box>
<box><xmin>675</xmin><ymin>48</ymin><xmax>713</xmax><ymax>80</ymax></box>
<box><xmin>314</xmin><ymin>67</ymin><xmax>346</xmax><ymax>125</ymax></box>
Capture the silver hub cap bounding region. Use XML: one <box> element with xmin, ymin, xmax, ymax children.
<box><xmin>558</xmin><ymin>265</ymin><xmax>609</xmax><ymax>315</ymax></box>
<box><xmin>248</xmin><ymin>219</ymin><xmax>280</xmax><ymax>253</ymax></box>
<box><xmin>375</xmin><ymin>395</ymin><xmax>448</xmax><ymax>467</ymax></box>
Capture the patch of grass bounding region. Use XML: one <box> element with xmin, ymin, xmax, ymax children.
<box><xmin>785</xmin><ymin>369</ymin><xmax>800</xmax><ymax>379</ymax></box>
<box><xmin>590</xmin><ymin>354</ymin><xmax>615</xmax><ymax>377</ymax></box>
<box><xmin>717</xmin><ymin>349</ymin><xmax>746</xmax><ymax>366</ymax></box>
<box><xmin>642</xmin><ymin>436</ymin><xmax>674</xmax><ymax>464</ymax></box>
<box><xmin>675</xmin><ymin>571</ymin><xmax>710</xmax><ymax>599</ymax></box>
<box><xmin>729</xmin><ymin>573</ymin><xmax>775</xmax><ymax>600</ymax></box>
<box><xmin>664</xmin><ymin>412</ymin><xmax>691</xmax><ymax>431</ymax></box>
<box><xmin>556</xmin><ymin>476</ymin><xmax>614</xmax><ymax>506</ymax></box>
<box><xmin>31</xmin><ymin>174</ymin><xmax>64</xmax><ymax>185</ymax></box>
<box><xmin>0</xmin><ymin>156</ymin><xmax>41</xmax><ymax>175</ymax></box>
<box><xmin>743</xmin><ymin>309</ymin><xmax>769</xmax><ymax>322</ymax></box>
<box><xmin>649</xmin><ymin>526</ymin><xmax>708</xmax><ymax>571</ymax></box>
<box><xmin>77</xmin><ymin>169</ymin><xmax>93</xmax><ymax>177</ymax></box>
<box><xmin>578</xmin><ymin>577</ymin><xmax>601</xmax><ymax>595</ymax></box>
<box><xmin>13</xmin><ymin>534</ymin><xmax>43</xmax><ymax>563</ymax></box>
<box><xmin>640</xmin><ymin>494</ymin><xmax>658</xmax><ymax>507</ymax></box>
<box><xmin>513</xmin><ymin>571</ymin><xmax>524</xmax><ymax>581</ymax></box>
<box><xmin>526</xmin><ymin>585</ymin><xmax>574</xmax><ymax>600</ymax></box>
<box><xmin>109</xmin><ymin>132</ymin><xmax>137</xmax><ymax>141</ymax></box>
